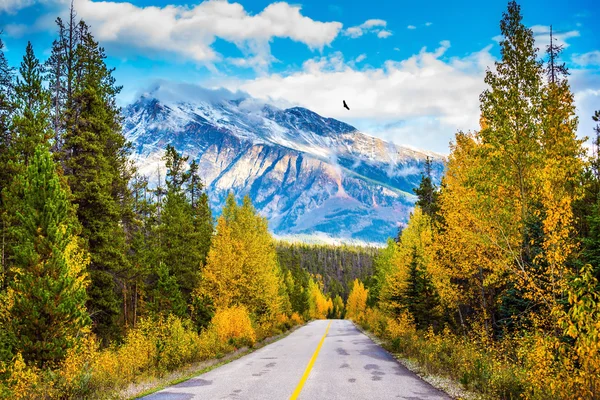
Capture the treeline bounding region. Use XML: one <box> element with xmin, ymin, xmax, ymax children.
<box><xmin>0</xmin><ymin>7</ymin><xmax>336</xmax><ymax>398</ymax></box>
<box><xmin>276</xmin><ymin>242</ymin><xmax>378</xmax><ymax>301</ymax></box>
<box><xmin>347</xmin><ymin>2</ymin><xmax>600</xmax><ymax>399</ymax></box>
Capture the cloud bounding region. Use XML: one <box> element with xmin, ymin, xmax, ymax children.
<box><xmin>216</xmin><ymin>41</ymin><xmax>495</xmax><ymax>153</ymax></box>
<box><xmin>62</xmin><ymin>0</ymin><xmax>342</xmax><ymax>68</ymax></box>
<box><xmin>425</xmin><ymin>22</ymin><xmax>433</xmax><ymax>27</ymax></box>
<box><xmin>3</xmin><ymin>23</ymin><xmax>28</xmax><ymax>37</ymax></box>
<box><xmin>343</xmin><ymin>18</ymin><xmax>389</xmax><ymax>39</ymax></box>
<box><xmin>572</xmin><ymin>51</ymin><xmax>600</xmax><ymax>67</ymax></box>
<box><xmin>407</xmin><ymin>25</ymin><xmax>416</xmax><ymax>30</ymax></box>
<box><xmin>0</xmin><ymin>0</ymin><xmax>35</xmax><ymax>13</ymax></box>
<box><xmin>492</xmin><ymin>25</ymin><xmax>580</xmax><ymax>51</ymax></box>
<box><xmin>355</xmin><ymin>54</ymin><xmax>366</xmax><ymax>63</ymax></box>
<box><xmin>530</xmin><ymin>25</ymin><xmax>580</xmax><ymax>50</ymax></box>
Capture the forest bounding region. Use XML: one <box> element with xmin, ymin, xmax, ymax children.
<box><xmin>345</xmin><ymin>2</ymin><xmax>600</xmax><ymax>399</ymax></box>
<box><xmin>0</xmin><ymin>6</ymin><xmax>348</xmax><ymax>397</ymax></box>
<box><xmin>1</xmin><ymin>0</ymin><xmax>600</xmax><ymax>398</ymax></box>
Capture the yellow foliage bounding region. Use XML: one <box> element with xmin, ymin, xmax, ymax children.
<box><xmin>0</xmin><ymin>354</ymin><xmax>44</xmax><ymax>399</ymax></box>
<box><xmin>208</xmin><ymin>305</ymin><xmax>256</xmax><ymax>348</ymax></box>
<box><xmin>363</xmin><ymin>307</ymin><xmax>386</xmax><ymax>336</ymax></box>
<box><xmin>346</xmin><ymin>279</ymin><xmax>368</xmax><ymax>323</ymax></box>
<box><xmin>385</xmin><ymin>312</ymin><xmax>416</xmax><ymax>340</ymax></box>
<box><xmin>198</xmin><ymin>197</ymin><xmax>284</xmax><ymax>326</ymax></box>
<box><xmin>290</xmin><ymin>312</ymin><xmax>304</xmax><ymax>326</ymax></box>
<box><xmin>307</xmin><ymin>278</ymin><xmax>332</xmax><ymax>319</ymax></box>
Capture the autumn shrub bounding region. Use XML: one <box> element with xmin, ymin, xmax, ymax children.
<box><xmin>290</xmin><ymin>312</ymin><xmax>304</xmax><ymax>326</ymax></box>
<box><xmin>0</xmin><ymin>354</ymin><xmax>48</xmax><ymax>399</ymax></box>
<box><xmin>0</xmin><ymin>308</ymin><xmax>300</xmax><ymax>398</ymax></box>
<box><xmin>362</xmin><ymin>307</ymin><xmax>387</xmax><ymax>336</ymax></box>
<box><xmin>208</xmin><ymin>306</ymin><xmax>256</xmax><ymax>349</ymax></box>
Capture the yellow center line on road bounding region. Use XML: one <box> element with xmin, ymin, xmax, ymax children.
<box><xmin>290</xmin><ymin>320</ymin><xmax>332</xmax><ymax>400</ymax></box>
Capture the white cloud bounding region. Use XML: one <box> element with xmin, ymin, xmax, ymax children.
<box><xmin>355</xmin><ymin>54</ymin><xmax>367</xmax><ymax>63</ymax></box>
<box><xmin>0</xmin><ymin>0</ymin><xmax>35</xmax><ymax>13</ymax></box>
<box><xmin>572</xmin><ymin>51</ymin><xmax>600</xmax><ymax>67</ymax></box>
<box><xmin>3</xmin><ymin>23</ymin><xmax>28</xmax><ymax>37</ymax></box>
<box><xmin>67</xmin><ymin>0</ymin><xmax>342</xmax><ymax>68</ymax></box>
<box><xmin>530</xmin><ymin>25</ymin><xmax>580</xmax><ymax>50</ymax></box>
<box><xmin>407</xmin><ymin>25</ymin><xmax>416</xmax><ymax>30</ymax></box>
<box><xmin>492</xmin><ymin>25</ymin><xmax>580</xmax><ymax>51</ymax></box>
<box><xmin>425</xmin><ymin>22</ymin><xmax>433</xmax><ymax>27</ymax></box>
<box><xmin>362</xmin><ymin>19</ymin><xmax>386</xmax><ymax>29</ymax></box>
<box><xmin>343</xmin><ymin>18</ymin><xmax>389</xmax><ymax>39</ymax></box>
<box><xmin>216</xmin><ymin>41</ymin><xmax>495</xmax><ymax>153</ymax></box>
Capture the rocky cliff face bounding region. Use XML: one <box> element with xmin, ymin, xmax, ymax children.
<box><xmin>123</xmin><ymin>84</ymin><xmax>444</xmax><ymax>244</ymax></box>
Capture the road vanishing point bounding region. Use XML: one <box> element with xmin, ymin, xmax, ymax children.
<box><xmin>143</xmin><ymin>319</ymin><xmax>451</xmax><ymax>400</ymax></box>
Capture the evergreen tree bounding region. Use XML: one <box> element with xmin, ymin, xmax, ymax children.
<box><xmin>149</xmin><ymin>262</ymin><xmax>187</xmax><ymax>318</ymax></box>
<box><xmin>583</xmin><ymin>111</ymin><xmax>600</xmax><ymax>282</ymax></box>
<box><xmin>12</xmin><ymin>42</ymin><xmax>52</xmax><ymax>164</ymax></box>
<box><xmin>413</xmin><ymin>157</ymin><xmax>440</xmax><ymax>221</ymax></box>
<box><xmin>188</xmin><ymin>160</ymin><xmax>213</xmax><ymax>267</ymax></box>
<box><xmin>0</xmin><ymin>34</ymin><xmax>14</xmax><ymax>179</ymax></box>
<box><xmin>44</xmin><ymin>5</ymin><xmax>79</xmax><ymax>152</ymax></box>
<box><xmin>0</xmin><ymin>34</ymin><xmax>15</xmax><ymax>284</ymax></box>
<box><xmin>158</xmin><ymin>146</ymin><xmax>212</xmax><ymax>303</ymax></box>
<box><xmin>3</xmin><ymin>146</ymin><xmax>90</xmax><ymax>367</ymax></box>
<box><xmin>61</xmin><ymin>21</ymin><xmax>132</xmax><ymax>339</ymax></box>
<box><xmin>401</xmin><ymin>248</ymin><xmax>441</xmax><ymax>330</ymax></box>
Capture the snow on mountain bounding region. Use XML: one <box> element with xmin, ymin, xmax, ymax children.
<box><xmin>123</xmin><ymin>82</ymin><xmax>445</xmax><ymax>244</ymax></box>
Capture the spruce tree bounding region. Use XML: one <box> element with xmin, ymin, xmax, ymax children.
<box><xmin>61</xmin><ymin>21</ymin><xmax>132</xmax><ymax>339</ymax></box>
<box><xmin>0</xmin><ymin>34</ymin><xmax>15</xmax><ymax>284</ymax></box>
<box><xmin>413</xmin><ymin>157</ymin><xmax>440</xmax><ymax>222</ymax></box>
<box><xmin>4</xmin><ymin>146</ymin><xmax>90</xmax><ymax>367</ymax></box>
<box><xmin>583</xmin><ymin>111</ymin><xmax>600</xmax><ymax>282</ymax></box>
<box><xmin>158</xmin><ymin>146</ymin><xmax>212</xmax><ymax>303</ymax></box>
<box><xmin>12</xmin><ymin>42</ymin><xmax>52</xmax><ymax>164</ymax></box>
<box><xmin>0</xmin><ymin>35</ymin><xmax>14</xmax><ymax>172</ymax></box>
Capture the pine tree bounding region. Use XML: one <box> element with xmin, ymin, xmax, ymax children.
<box><xmin>188</xmin><ymin>160</ymin><xmax>213</xmax><ymax>267</ymax></box>
<box><xmin>12</xmin><ymin>42</ymin><xmax>52</xmax><ymax>164</ymax></box>
<box><xmin>44</xmin><ymin>5</ymin><xmax>79</xmax><ymax>152</ymax></box>
<box><xmin>0</xmin><ymin>34</ymin><xmax>15</xmax><ymax>285</ymax></box>
<box><xmin>61</xmin><ymin>21</ymin><xmax>132</xmax><ymax>339</ymax></box>
<box><xmin>0</xmin><ymin>34</ymin><xmax>14</xmax><ymax>174</ymax></box>
<box><xmin>380</xmin><ymin>207</ymin><xmax>442</xmax><ymax>329</ymax></box>
<box><xmin>583</xmin><ymin>111</ymin><xmax>600</xmax><ymax>282</ymax></box>
<box><xmin>3</xmin><ymin>146</ymin><xmax>90</xmax><ymax>367</ymax></box>
<box><xmin>149</xmin><ymin>262</ymin><xmax>187</xmax><ymax>318</ymax></box>
<box><xmin>413</xmin><ymin>157</ymin><xmax>440</xmax><ymax>221</ymax></box>
<box><xmin>157</xmin><ymin>146</ymin><xmax>212</xmax><ymax>304</ymax></box>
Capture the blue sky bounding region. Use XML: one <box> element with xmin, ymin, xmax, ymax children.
<box><xmin>1</xmin><ymin>0</ymin><xmax>599</xmax><ymax>153</ymax></box>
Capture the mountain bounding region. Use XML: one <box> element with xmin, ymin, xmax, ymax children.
<box><xmin>122</xmin><ymin>83</ymin><xmax>444</xmax><ymax>244</ymax></box>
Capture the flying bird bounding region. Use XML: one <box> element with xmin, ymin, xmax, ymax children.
<box><xmin>343</xmin><ymin>100</ymin><xmax>350</xmax><ymax>110</ymax></box>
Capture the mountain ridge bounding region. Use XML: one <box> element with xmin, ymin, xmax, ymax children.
<box><xmin>123</xmin><ymin>83</ymin><xmax>444</xmax><ymax>243</ymax></box>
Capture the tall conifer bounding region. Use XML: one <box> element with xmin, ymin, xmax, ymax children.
<box><xmin>3</xmin><ymin>146</ymin><xmax>89</xmax><ymax>367</ymax></box>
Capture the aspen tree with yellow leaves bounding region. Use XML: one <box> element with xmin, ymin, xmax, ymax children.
<box><xmin>346</xmin><ymin>279</ymin><xmax>368</xmax><ymax>323</ymax></box>
<box><xmin>196</xmin><ymin>194</ymin><xmax>284</xmax><ymax>326</ymax></box>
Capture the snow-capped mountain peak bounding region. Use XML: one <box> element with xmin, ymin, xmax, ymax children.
<box><xmin>123</xmin><ymin>83</ymin><xmax>444</xmax><ymax>243</ymax></box>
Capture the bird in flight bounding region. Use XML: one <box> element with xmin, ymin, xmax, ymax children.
<box><xmin>343</xmin><ymin>100</ymin><xmax>350</xmax><ymax>110</ymax></box>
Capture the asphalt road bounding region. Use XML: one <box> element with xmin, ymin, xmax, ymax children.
<box><xmin>143</xmin><ymin>319</ymin><xmax>451</xmax><ymax>400</ymax></box>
